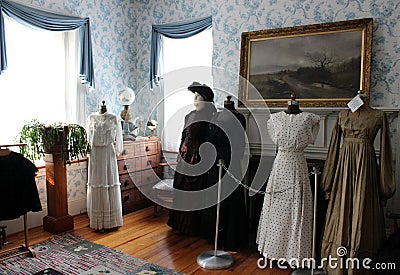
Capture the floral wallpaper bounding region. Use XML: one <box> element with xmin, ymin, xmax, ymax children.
<box><xmin>16</xmin><ymin>0</ymin><xmax>400</xmax><ymax>113</ymax></box>
<box><xmin>12</xmin><ymin>0</ymin><xmax>400</xmax><ymax>216</ymax></box>
<box><xmin>131</xmin><ymin>0</ymin><xmax>400</xmax><ymax>109</ymax></box>
<box><xmin>35</xmin><ymin>164</ymin><xmax>88</xmax><ymax>211</ymax></box>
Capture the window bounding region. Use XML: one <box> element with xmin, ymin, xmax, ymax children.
<box><xmin>161</xmin><ymin>28</ymin><xmax>213</xmax><ymax>151</ymax></box>
<box><xmin>0</xmin><ymin>15</ymin><xmax>83</xmax><ymax>146</ymax></box>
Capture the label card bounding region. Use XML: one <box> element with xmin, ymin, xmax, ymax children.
<box><xmin>347</xmin><ymin>95</ymin><xmax>364</xmax><ymax>112</ymax></box>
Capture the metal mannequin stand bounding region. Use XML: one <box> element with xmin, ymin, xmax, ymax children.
<box><xmin>293</xmin><ymin>166</ymin><xmax>326</xmax><ymax>275</ymax></box>
<box><xmin>197</xmin><ymin>159</ymin><xmax>234</xmax><ymax>269</ymax></box>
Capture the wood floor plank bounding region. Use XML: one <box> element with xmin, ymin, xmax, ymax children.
<box><xmin>2</xmin><ymin>207</ymin><xmax>293</xmax><ymax>274</ymax></box>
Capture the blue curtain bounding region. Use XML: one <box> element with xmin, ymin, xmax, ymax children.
<box><xmin>0</xmin><ymin>0</ymin><xmax>95</xmax><ymax>87</ymax></box>
<box><xmin>150</xmin><ymin>16</ymin><xmax>212</xmax><ymax>88</ymax></box>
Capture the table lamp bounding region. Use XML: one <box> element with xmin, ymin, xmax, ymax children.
<box><xmin>117</xmin><ymin>87</ymin><xmax>135</xmax><ymax>134</ymax></box>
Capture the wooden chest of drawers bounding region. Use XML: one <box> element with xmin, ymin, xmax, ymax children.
<box><xmin>117</xmin><ymin>138</ymin><xmax>161</xmax><ymax>215</ymax></box>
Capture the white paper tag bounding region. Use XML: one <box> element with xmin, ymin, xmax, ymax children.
<box><xmin>347</xmin><ymin>95</ymin><xmax>364</xmax><ymax>112</ymax></box>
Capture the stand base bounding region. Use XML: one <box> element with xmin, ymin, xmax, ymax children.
<box><xmin>197</xmin><ymin>250</ymin><xmax>234</xmax><ymax>269</ymax></box>
<box><xmin>292</xmin><ymin>268</ymin><xmax>327</xmax><ymax>275</ymax></box>
<box><xmin>43</xmin><ymin>215</ymin><xmax>74</xmax><ymax>234</ymax></box>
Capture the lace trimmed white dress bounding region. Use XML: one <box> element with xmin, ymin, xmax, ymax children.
<box><xmin>86</xmin><ymin>111</ymin><xmax>123</xmax><ymax>230</ymax></box>
<box><xmin>256</xmin><ymin>111</ymin><xmax>320</xmax><ymax>264</ymax></box>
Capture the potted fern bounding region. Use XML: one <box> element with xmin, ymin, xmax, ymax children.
<box><xmin>17</xmin><ymin>119</ymin><xmax>89</xmax><ymax>163</ymax></box>
<box><xmin>17</xmin><ymin>119</ymin><xmax>90</xmax><ymax>234</ymax></box>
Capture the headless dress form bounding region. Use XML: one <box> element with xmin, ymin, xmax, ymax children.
<box><xmin>86</xmin><ymin>101</ymin><xmax>123</xmax><ymax>230</ymax></box>
<box><xmin>320</xmin><ymin>94</ymin><xmax>395</xmax><ymax>274</ymax></box>
<box><xmin>202</xmin><ymin>96</ymin><xmax>248</xmax><ymax>250</ymax></box>
<box><xmin>99</xmin><ymin>100</ymin><xmax>107</xmax><ymax>114</ymax></box>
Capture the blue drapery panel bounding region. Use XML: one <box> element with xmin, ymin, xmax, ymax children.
<box><xmin>150</xmin><ymin>16</ymin><xmax>212</xmax><ymax>88</ymax></box>
<box><xmin>0</xmin><ymin>0</ymin><xmax>95</xmax><ymax>87</ymax></box>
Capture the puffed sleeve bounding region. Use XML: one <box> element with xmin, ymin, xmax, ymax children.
<box><xmin>309</xmin><ymin>114</ymin><xmax>320</xmax><ymax>144</ymax></box>
<box><xmin>379</xmin><ymin>112</ymin><xmax>396</xmax><ymax>201</ymax></box>
<box><xmin>321</xmin><ymin>113</ymin><xmax>342</xmax><ymax>200</ymax></box>
<box><xmin>267</xmin><ymin>116</ymin><xmax>277</xmax><ymax>144</ymax></box>
<box><xmin>115</xmin><ymin>116</ymin><xmax>123</xmax><ymax>156</ymax></box>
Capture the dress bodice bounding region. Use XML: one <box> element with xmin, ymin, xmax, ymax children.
<box><xmin>87</xmin><ymin>112</ymin><xmax>123</xmax><ymax>155</ymax></box>
<box><xmin>178</xmin><ymin>109</ymin><xmax>215</xmax><ymax>162</ymax></box>
<box><xmin>268</xmin><ymin>111</ymin><xmax>320</xmax><ymax>152</ymax></box>
<box><xmin>265</xmin><ymin>111</ymin><xmax>320</xmax><ymax>194</ymax></box>
<box><xmin>338</xmin><ymin>109</ymin><xmax>384</xmax><ymax>143</ymax></box>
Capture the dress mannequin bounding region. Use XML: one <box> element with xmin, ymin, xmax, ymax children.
<box><xmin>256</xmin><ymin>100</ymin><xmax>320</xmax><ymax>266</ymax></box>
<box><xmin>204</xmin><ymin>95</ymin><xmax>248</xmax><ymax>251</ymax></box>
<box><xmin>0</xmin><ymin>146</ymin><xmax>42</xmax><ymax>221</ymax></box>
<box><xmin>320</xmin><ymin>90</ymin><xmax>395</xmax><ymax>274</ymax></box>
<box><xmin>87</xmin><ymin>101</ymin><xmax>123</xmax><ymax>231</ymax></box>
<box><xmin>167</xmin><ymin>82</ymin><xmax>216</xmax><ymax>236</ymax></box>
<box><xmin>99</xmin><ymin>100</ymin><xmax>107</xmax><ymax>114</ymax></box>
<box><xmin>285</xmin><ymin>93</ymin><xmax>302</xmax><ymax>114</ymax></box>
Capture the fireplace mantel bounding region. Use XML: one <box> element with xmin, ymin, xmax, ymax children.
<box><xmin>238</xmin><ymin>106</ymin><xmax>400</xmax><ymax>230</ymax></box>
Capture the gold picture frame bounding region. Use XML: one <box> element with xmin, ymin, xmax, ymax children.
<box><xmin>238</xmin><ymin>18</ymin><xmax>373</xmax><ymax>108</ymax></box>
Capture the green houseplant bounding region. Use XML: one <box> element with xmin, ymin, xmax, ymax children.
<box><xmin>17</xmin><ymin>119</ymin><xmax>89</xmax><ymax>163</ymax></box>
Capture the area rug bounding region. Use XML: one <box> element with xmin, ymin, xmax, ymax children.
<box><xmin>0</xmin><ymin>233</ymin><xmax>184</xmax><ymax>275</ymax></box>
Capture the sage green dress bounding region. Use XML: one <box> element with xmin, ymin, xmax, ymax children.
<box><xmin>321</xmin><ymin>108</ymin><xmax>396</xmax><ymax>275</ymax></box>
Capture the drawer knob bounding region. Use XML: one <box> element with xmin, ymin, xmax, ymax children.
<box><xmin>124</xmin><ymin>180</ymin><xmax>129</xmax><ymax>187</ymax></box>
<box><xmin>124</xmin><ymin>164</ymin><xmax>129</xmax><ymax>170</ymax></box>
<box><xmin>145</xmin><ymin>146</ymin><xmax>150</xmax><ymax>152</ymax></box>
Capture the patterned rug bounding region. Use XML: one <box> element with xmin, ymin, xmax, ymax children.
<box><xmin>0</xmin><ymin>233</ymin><xmax>184</xmax><ymax>275</ymax></box>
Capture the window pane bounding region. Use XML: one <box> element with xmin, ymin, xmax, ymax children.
<box><xmin>0</xmin><ymin>16</ymin><xmax>66</xmax><ymax>145</ymax></box>
<box><xmin>162</xmin><ymin>28</ymin><xmax>213</xmax><ymax>151</ymax></box>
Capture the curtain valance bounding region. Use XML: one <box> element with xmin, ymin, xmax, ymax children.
<box><xmin>150</xmin><ymin>16</ymin><xmax>212</xmax><ymax>89</ymax></box>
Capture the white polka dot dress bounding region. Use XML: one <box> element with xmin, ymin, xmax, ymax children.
<box><xmin>256</xmin><ymin>111</ymin><xmax>320</xmax><ymax>263</ymax></box>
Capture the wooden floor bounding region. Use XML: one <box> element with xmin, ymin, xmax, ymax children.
<box><xmin>4</xmin><ymin>207</ymin><xmax>293</xmax><ymax>274</ymax></box>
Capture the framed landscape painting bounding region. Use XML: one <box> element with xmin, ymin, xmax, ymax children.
<box><xmin>238</xmin><ymin>18</ymin><xmax>373</xmax><ymax>107</ymax></box>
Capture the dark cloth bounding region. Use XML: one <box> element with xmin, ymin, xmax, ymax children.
<box><xmin>0</xmin><ymin>152</ymin><xmax>42</xmax><ymax>220</ymax></box>
<box><xmin>202</xmin><ymin>108</ymin><xmax>248</xmax><ymax>250</ymax></box>
<box><xmin>167</xmin><ymin>106</ymin><xmax>215</xmax><ymax>236</ymax></box>
<box><xmin>374</xmin><ymin>230</ymin><xmax>400</xmax><ymax>274</ymax></box>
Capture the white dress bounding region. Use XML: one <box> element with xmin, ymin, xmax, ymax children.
<box><xmin>86</xmin><ymin>111</ymin><xmax>123</xmax><ymax>230</ymax></box>
<box><xmin>256</xmin><ymin>111</ymin><xmax>320</xmax><ymax>264</ymax></box>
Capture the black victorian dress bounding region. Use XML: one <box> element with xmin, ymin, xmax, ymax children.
<box><xmin>167</xmin><ymin>106</ymin><xmax>215</xmax><ymax>236</ymax></box>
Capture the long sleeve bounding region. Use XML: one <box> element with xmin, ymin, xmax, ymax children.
<box><xmin>379</xmin><ymin>112</ymin><xmax>396</xmax><ymax>201</ymax></box>
<box><xmin>321</xmin><ymin>114</ymin><xmax>342</xmax><ymax>200</ymax></box>
<box><xmin>115</xmin><ymin>116</ymin><xmax>123</xmax><ymax>156</ymax></box>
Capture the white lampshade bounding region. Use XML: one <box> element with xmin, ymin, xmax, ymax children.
<box><xmin>117</xmin><ymin>86</ymin><xmax>135</xmax><ymax>105</ymax></box>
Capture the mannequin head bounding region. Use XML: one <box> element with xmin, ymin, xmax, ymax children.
<box><xmin>194</xmin><ymin>92</ymin><xmax>206</xmax><ymax>111</ymax></box>
<box><xmin>188</xmin><ymin>81</ymin><xmax>214</xmax><ymax>103</ymax></box>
